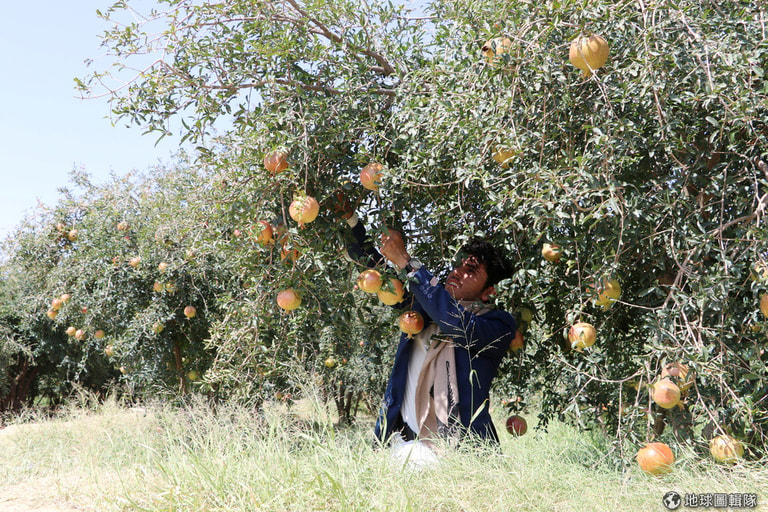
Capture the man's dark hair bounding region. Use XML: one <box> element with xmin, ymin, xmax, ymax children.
<box><xmin>461</xmin><ymin>238</ymin><xmax>514</xmax><ymax>288</ymax></box>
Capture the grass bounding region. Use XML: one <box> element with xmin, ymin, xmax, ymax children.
<box><xmin>0</xmin><ymin>391</ymin><xmax>766</xmax><ymax>512</ymax></box>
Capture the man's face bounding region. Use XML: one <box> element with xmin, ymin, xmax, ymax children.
<box><xmin>445</xmin><ymin>255</ymin><xmax>493</xmax><ymax>301</ymax></box>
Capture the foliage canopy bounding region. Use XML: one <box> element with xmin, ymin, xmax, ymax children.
<box><xmin>1</xmin><ymin>0</ymin><xmax>766</xmax><ymax>466</ymax></box>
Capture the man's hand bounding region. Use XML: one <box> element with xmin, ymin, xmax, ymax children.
<box><xmin>380</xmin><ymin>228</ymin><xmax>410</xmax><ymax>269</ymax></box>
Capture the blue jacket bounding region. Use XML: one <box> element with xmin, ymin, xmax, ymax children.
<box><xmin>373</xmin><ymin>266</ymin><xmax>516</xmax><ymax>445</ymax></box>
<box><xmin>347</xmin><ymin>221</ymin><xmax>516</xmax><ymax>445</ymax></box>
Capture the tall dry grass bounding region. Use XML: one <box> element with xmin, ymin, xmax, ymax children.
<box><xmin>0</xmin><ymin>389</ymin><xmax>765</xmax><ymax>511</ymax></box>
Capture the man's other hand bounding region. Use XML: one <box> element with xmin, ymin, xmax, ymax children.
<box><xmin>380</xmin><ymin>229</ymin><xmax>410</xmax><ymax>269</ymax></box>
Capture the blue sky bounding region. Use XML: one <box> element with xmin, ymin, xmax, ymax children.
<box><xmin>0</xmin><ymin>1</ymin><xmax>430</xmax><ymax>245</ymax></box>
<box><xmin>0</xmin><ymin>1</ymin><xmax>178</xmax><ymax>241</ymax></box>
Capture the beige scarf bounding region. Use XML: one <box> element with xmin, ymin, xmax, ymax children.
<box><xmin>414</xmin><ymin>302</ymin><xmax>491</xmax><ymax>446</ymax></box>
<box><xmin>414</xmin><ymin>336</ymin><xmax>461</xmax><ymax>445</ymax></box>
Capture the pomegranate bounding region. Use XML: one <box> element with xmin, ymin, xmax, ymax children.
<box><xmin>263</xmin><ymin>150</ymin><xmax>289</xmax><ymax>175</ymax></box>
<box><xmin>505</xmin><ymin>415</ymin><xmax>527</xmax><ymax>436</ymax></box>
<box><xmin>51</xmin><ymin>298</ymin><xmax>64</xmax><ymax>311</ymax></box>
<box><xmin>660</xmin><ymin>362</ymin><xmax>694</xmax><ymax>393</ymax></box>
<box><xmin>255</xmin><ymin>220</ymin><xmax>274</xmax><ymax>245</ymax></box>
<box><xmin>751</xmin><ymin>260</ymin><xmax>768</xmax><ymax>281</ymax></box>
<box><xmin>594</xmin><ymin>278</ymin><xmax>621</xmax><ymax>310</ymax></box>
<box><xmin>281</xmin><ymin>246</ymin><xmax>300</xmax><ymax>263</ymax></box>
<box><xmin>360</xmin><ymin>162</ymin><xmax>383</xmax><ymax>191</ymax></box>
<box><xmin>356</xmin><ymin>269</ymin><xmax>383</xmax><ymax>293</ymax></box>
<box><xmin>651</xmin><ymin>378</ymin><xmax>681</xmax><ymax>409</ymax></box>
<box><xmin>492</xmin><ymin>147</ymin><xmax>516</xmax><ymax>168</ymax></box>
<box><xmin>709</xmin><ymin>434</ymin><xmax>744</xmax><ymax>464</ymax></box>
<box><xmin>377</xmin><ymin>278</ymin><xmax>405</xmax><ymax>305</ymax></box>
<box><xmin>569</xmin><ymin>34</ymin><xmax>609</xmax><ymax>78</ymax></box>
<box><xmin>46</xmin><ymin>309</ymin><xmax>58</xmax><ymax>320</ymax></box>
<box><xmin>636</xmin><ymin>442</ymin><xmax>675</xmax><ymax>475</ymax></box>
<box><xmin>65</xmin><ymin>326</ymin><xmax>77</xmax><ymax>337</ymax></box>
<box><xmin>184</xmin><ymin>305</ymin><xmax>197</xmax><ymax>319</ymax></box>
<box><xmin>509</xmin><ymin>331</ymin><xmax>524</xmax><ymax>353</ymax></box>
<box><xmin>277</xmin><ymin>288</ymin><xmax>302</xmax><ymax>311</ymax></box>
<box><xmin>94</xmin><ymin>329</ymin><xmax>106</xmax><ymax>339</ymax></box>
<box><xmin>541</xmin><ymin>243</ymin><xmax>562</xmax><ymax>263</ymax></box>
<box><xmin>568</xmin><ymin>322</ymin><xmax>596</xmax><ymax>351</ymax></box>
<box><xmin>481</xmin><ymin>36</ymin><xmax>513</xmax><ymax>64</ymax></box>
<box><xmin>398</xmin><ymin>310</ymin><xmax>424</xmax><ymax>339</ymax></box>
<box><xmin>289</xmin><ymin>195</ymin><xmax>320</xmax><ymax>227</ymax></box>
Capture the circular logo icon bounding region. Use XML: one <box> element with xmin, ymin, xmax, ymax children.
<box><xmin>663</xmin><ymin>491</ymin><xmax>682</xmax><ymax>510</ymax></box>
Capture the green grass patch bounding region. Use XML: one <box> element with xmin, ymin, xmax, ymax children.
<box><xmin>0</xmin><ymin>394</ymin><xmax>765</xmax><ymax>511</ymax></box>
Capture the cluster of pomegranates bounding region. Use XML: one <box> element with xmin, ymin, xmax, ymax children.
<box><xmin>274</xmin><ymin>157</ymin><xmax>384</xmax><ymax>312</ymax></box>
<box><xmin>355</xmin><ymin>268</ymin><xmax>422</xmax><ymax>337</ymax></box>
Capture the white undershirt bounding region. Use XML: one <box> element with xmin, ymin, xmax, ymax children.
<box><xmin>399</xmin><ymin>302</ymin><xmax>490</xmax><ymax>434</ymax></box>
<box><xmin>400</xmin><ymin>323</ymin><xmax>439</xmax><ymax>434</ymax></box>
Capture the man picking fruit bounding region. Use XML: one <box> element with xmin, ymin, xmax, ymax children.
<box><xmin>345</xmin><ymin>212</ymin><xmax>516</xmax><ymax>447</ymax></box>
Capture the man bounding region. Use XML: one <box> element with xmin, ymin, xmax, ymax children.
<box><xmin>345</xmin><ymin>212</ymin><xmax>516</xmax><ymax>447</ymax></box>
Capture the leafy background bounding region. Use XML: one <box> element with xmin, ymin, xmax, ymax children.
<box><xmin>1</xmin><ymin>0</ymin><xmax>766</xmax><ymax>466</ymax></box>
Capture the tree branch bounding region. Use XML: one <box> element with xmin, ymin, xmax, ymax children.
<box><xmin>201</xmin><ymin>78</ymin><xmax>396</xmax><ymax>96</ymax></box>
<box><xmin>283</xmin><ymin>0</ymin><xmax>396</xmax><ymax>76</ymax></box>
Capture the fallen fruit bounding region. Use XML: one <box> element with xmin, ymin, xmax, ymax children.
<box><xmin>636</xmin><ymin>442</ymin><xmax>675</xmax><ymax>475</ymax></box>
<box><xmin>709</xmin><ymin>434</ymin><xmax>745</xmax><ymax>464</ymax></box>
<box><xmin>505</xmin><ymin>415</ymin><xmax>527</xmax><ymax>436</ymax></box>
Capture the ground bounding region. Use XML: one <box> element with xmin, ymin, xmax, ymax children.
<box><xmin>0</xmin><ymin>423</ymin><xmax>96</xmax><ymax>512</ymax></box>
<box><xmin>0</xmin><ymin>480</ymin><xmax>84</xmax><ymax>512</ymax></box>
